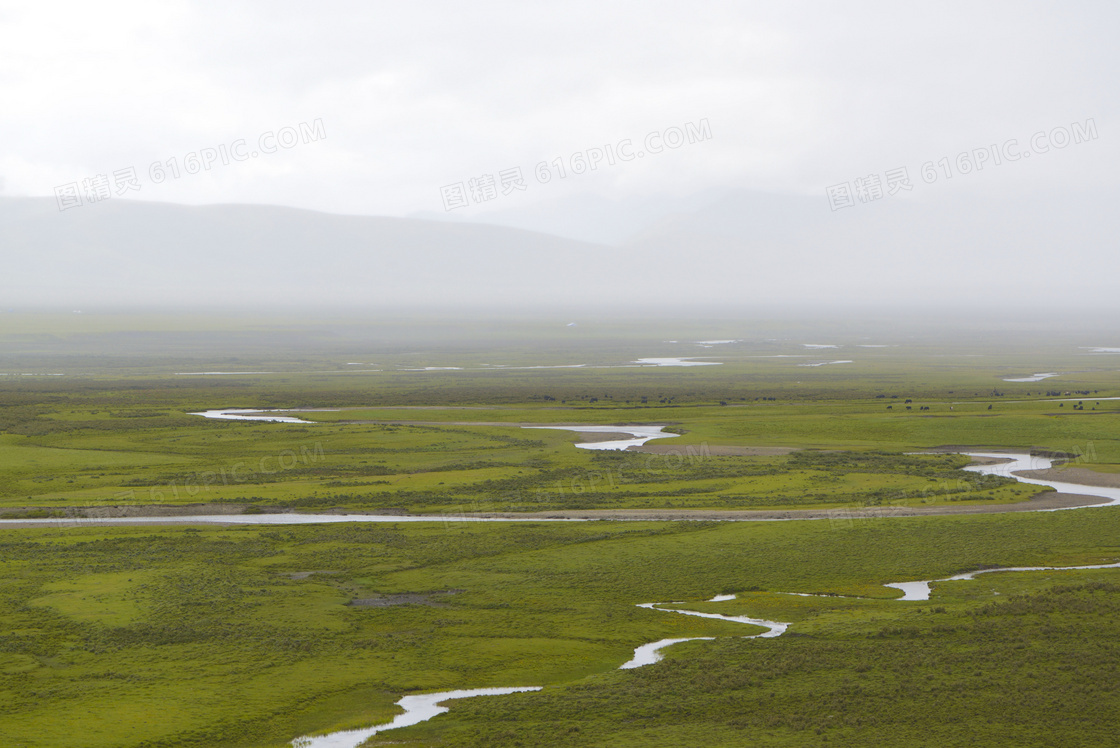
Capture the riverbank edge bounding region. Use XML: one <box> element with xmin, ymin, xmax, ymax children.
<box><xmin>3</xmin><ymin>451</ymin><xmax>1114</xmax><ymax>525</ymax></box>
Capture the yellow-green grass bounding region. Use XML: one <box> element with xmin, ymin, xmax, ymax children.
<box><xmin>4</xmin><ymin>391</ymin><xmax>1114</xmax><ymax>513</ymax></box>
<box><xmin>3</xmin><ymin>509</ymin><xmax>1120</xmax><ymax>747</ymax></box>
<box><xmin>3</xmin><ymin>314</ymin><xmax>1120</xmax><ymax>746</ymax></box>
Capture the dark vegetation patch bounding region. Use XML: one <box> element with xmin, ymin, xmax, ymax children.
<box><xmin>348</xmin><ymin>590</ymin><xmax>464</xmax><ymax>608</ymax></box>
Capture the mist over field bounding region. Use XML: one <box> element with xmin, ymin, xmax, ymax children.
<box><xmin>7</xmin><ymin>7</ymin><xmax>1120</xmax><ymax>748</ymax></box>
<box><xmin>2</xmin><ymin>2</ymin><xmax>1117</xmax><ymax>312</ymax></box>
<box><xmin>3</xmin><ymin>184</ymin><xmax>1118</xmax><ymax>309</ymax></box>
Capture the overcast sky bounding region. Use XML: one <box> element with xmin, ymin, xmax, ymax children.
<box><xmin>1</xmin><ymin>1</ymin><xmax>1116</xmax><ymax>219</ymax></box>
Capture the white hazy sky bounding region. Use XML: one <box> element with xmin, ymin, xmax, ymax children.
<box><xmin>1</xmin><ymin>0</ymin><xmax>1116</xmax><ymax>217</ymax></box>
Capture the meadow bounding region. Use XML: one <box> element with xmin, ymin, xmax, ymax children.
<box><xmin>1</xmin><ymin>311</ymin><xmax>1119</xmax><ymax>746</ymax></box>
<box><xmin>2</xmin><ymin>510</ymin><xmax>1119</xmax><ymax>747</ymax></box>
<box><xmin>3</xmin><ymin>360</ymin><xmax>1117</xmax><ymax>516</ymax></box>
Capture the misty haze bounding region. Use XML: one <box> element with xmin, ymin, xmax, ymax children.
<box><xmin>2</xmin><ymin>3</ymin><xmax>1119</xmax><ymax>748</ymax></box>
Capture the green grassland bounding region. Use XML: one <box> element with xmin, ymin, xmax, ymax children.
<box><xmin>413</xmin><ymin>574</ymin><xmax>1120</xmax><ymax>747</ymax></box>
<box><xmin>2</xmin><ymin>312</ymin><xmax>1120</xmax><ymax>747</ymax></box>
<box><xmin>0</xmin><ymin>401</ymin><xmax>1064</xmax><ymax>514</ymax></box>
<box><xmin>1</xmin><ymin>511</ymin><xmax>1119</xmax><ymax>747</ymax></box>
<box><xmin>2</xmin><ymin>367</ymin><xmax>1117</xmax><ymax>514</ymax></box>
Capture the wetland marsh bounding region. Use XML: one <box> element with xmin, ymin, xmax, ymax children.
<box><xmin>2</xmin><ymin>314</ymin><xmax>1119</xmax><ymax>747</ymax></box>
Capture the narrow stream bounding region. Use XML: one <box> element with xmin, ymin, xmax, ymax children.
<box><xmin>620</xmin><ymin>601</ymin><xmax>788</xmax><ymax>668</ymax></box>
<box><xmin>292</xmin><ymin>601</ymin><xmax>787</xmax><ymax>746</ymax></box>
<box><xmin>4</xmin><ymin>445</ymin><xmax>1119</xmax><ymax>527</ymax></box>
<box><xmin>295</xmin><ymin>549</ymin><xmax>1120</xmax><ymax>747</ymax></box>
<box><xmin>24</xmin><ymin>407</ymin><xmax>1120</xmax><ymax>743</ymax></box>
<box><xmin>961</xmin><ymin>452</ymin><xmax>1120</xmax><ymax>508</ymax></box>
<box><xmin>292</xmin><ymin>687</ymin><xmax>541</xmax><ymax>747</ymax></box>
<box><xmin>250</xmin><ymin>441</ymin><xmax>1118</xmax><ymax>746</ymax></box>
<box><xmin>885</xmin><ymin>561</ymin><xmax>1120</xmax><ymax>600</ymax></box>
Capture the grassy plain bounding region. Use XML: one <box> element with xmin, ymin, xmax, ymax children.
<box><xmin>2</xmin><ymin>510</ymin><xmax>1120</xmax><ymax>747</ymax></box>
<box><xmin>2</xmin><ymin>359</ymin><xmax>1118</xmax><ymax>515</ymax></box>
<box><xmin>1</xmin><ymin>311</ymin><xmax>1119</xmax><ymax>746</ymax></box>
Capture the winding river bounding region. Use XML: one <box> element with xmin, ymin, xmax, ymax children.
<box><xmin>292</xmin><ymin>546</ymin><xmax>1120</xmax><ymax>747</ymax></box>
<box><xmin>884</xmin><ymin>561</ymin><xmax>1120</xmax><ymax>600</ymax></box>
<box><xmin>525</xmin><ymin>423</ymin><xmax>679</xmax><ymax>450</ymax></box>
<box><xmin>188</xmin><ymin>408</ymin><xmax>320</xmax><ymax>423</ymax></box>
<box><xmin>274</xmin><ymin>427</ymin><xmax>1117</xmax><ymax>745</ymax></box>
<box><xmin>619</xmin><ymin>601</ymin><xmax>788</xmax><ymax>669</ymax></box>
<box><xmin>291</xmin><ymin>599</ymin><xmax>790</xmax><ymax>747</ymax></box>
<box><xmin>3</xmin><ymin>416</ymin><xmax>1118</xmax><ymax>527</ymax></box>
<box><xmin>960</xmin><ymin>452</ymin><xmax>1120</xmax><ymax>509</ymax></box>
<box><xmin>8</xmin><ymin>408</ymin><xmax>1118</xmax><ymax>744</ymax></box>
<box><xmin>292</xmin><ymin>687</ymin><xmax>542</xmax><ymax>748</ymax></box>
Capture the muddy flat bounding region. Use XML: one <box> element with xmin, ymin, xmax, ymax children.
<box><xmin>3</xmin><ymin>490</ymin><xmax>1106</xmax><ymax>527</ymax></box>
<box><xmin>1016</xmin><ymin>467</ymin><xmax>1120</xmax><ymax>488</ymax></box>
<box><xmin>0</xmin><ymin>503</ymin><xmax>251</xmax><ymax>519</ymax></box>
<box><xmin>967</xmin><ymin>455</ymin><xmax>1014</xmax><ymax>466</ymax></box>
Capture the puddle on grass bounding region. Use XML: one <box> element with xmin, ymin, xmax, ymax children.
<box><xmin>1002</xmin><ymin>372</ymin><xmax>1060</xmax><ymax>382</ymax></box>
<box><xmin>797</xmin><ymin>360</ymin><xmax>853</xmax><ymax>367</ymax></box>
<box><xmin>632</xmin><ymin>357</ymin><xmax>722</xmax><ymax>367</ymax></box>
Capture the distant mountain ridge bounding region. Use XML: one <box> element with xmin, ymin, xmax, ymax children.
<box><xmin>0</xmin><ymin>197</ymin><xmax>626</xmax><ymax>306</ymax></box>
<box><xmin>2</xmin><ymin>187</ymin><xmax>1118</xmax><ymax>308</ymax></box>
